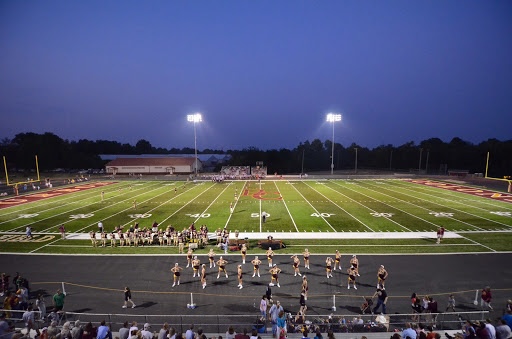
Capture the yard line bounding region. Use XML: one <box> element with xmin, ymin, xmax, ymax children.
<box><xmin>304</xmin><ymin>182</ymin><xmax>374</xmax><ymax>232</ymax></box>
<box><xmin>6</xmin><ymin>182</ymin><xmax>156</xmax><ymax>232</ymax></box>
<box><xmin>290</xmin><ymin>182</ymin><xmax>337</xmax><ymax>232</ymax></box>
<box><xmin>321</xmin><ymin>182</ymin><xmax>411</xmax><ymax>231</ymax></box>
<box><xmin>362</xmin><ymin>181</ymin><xmax>487</xmax><ymax>231</ymax></box>
<box><xmin>391</xmin><ymin>180</ymin><xmax>512</xmax><ymax>228</ymax></box>
<box><xmin>259</xmin><ymin>181</ymin><xmax>262</xmax><ymax>233</ymax></box>
<box><xmin>276</xmin><ymin>181</ymin><xmax>299</xmax><ymax>232</ymax></box>
<box><xmin>223</xmin><ymin>181</ymin><xmax>246</xmax><ymax>229</ymax></box>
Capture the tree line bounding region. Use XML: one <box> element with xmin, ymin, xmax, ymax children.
<box><xmin>0</xmin><ymin>132</ymin><xmax>510</xmax><ymax>177</ymax></box>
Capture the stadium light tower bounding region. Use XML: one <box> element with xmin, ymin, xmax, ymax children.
<box><xmin>326</xmin><ymin>113</ymin><xmax>342</xmax><ymax>175</ymax></box>
<box><xmin>187</xmin><ymin>113</ymin><xmax>202</xmax><ymax>176</ymax></box>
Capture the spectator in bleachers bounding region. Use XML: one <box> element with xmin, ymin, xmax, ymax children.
<box><xmin>141</xmin><ymin>323</ymin><xmax>152</xmax><ymax>339</ymax></box>
<box><xmin>158</xmin><ymin>324</ymin><xmax>169</xmax><ymax>339</ymax></box>
<box><xmin>97</xmin><ymin>320</ymin><xmax>112</xmax><ymax>339</ymax></box>
<box><xmin>225</xmin><ymin>326</ymin><xmax>236</xmax><ymax>339</ymax></box>
<box><xmin>496</xmin><ymin>319</ymin><xmax>511</xmax><ymax>339</ymax></box>
<box><xmin>118</xmin><ymin>322</ymin><xmax>130</xmax><ymax>339</ymax></box>
<box><xmin>71</xmin><ymin>320</ymin><xmax>83</xmax><ymax>339</ymax></box>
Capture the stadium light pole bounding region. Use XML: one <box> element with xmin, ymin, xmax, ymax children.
<box><xmin>187</xmin><ymin>113</ymin><xmax>202</xmax><ymax>177</ymax></box>
<box><xmin>326</xmin><ymin>113</ymin><xmax>342</xmax><ymax>175</ymax></box>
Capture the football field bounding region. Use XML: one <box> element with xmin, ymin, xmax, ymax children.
<box><xmin>1</xmin><ymin>178</ymin><xmax>511</xmax><ymax>254</ymax></box>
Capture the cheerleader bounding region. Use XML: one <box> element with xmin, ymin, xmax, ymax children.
<box><xmin>101</xmin><ymin>231</ymin><xmax>107</xmax><ymax>247</ymax></box>
<box><xmin>303</xmin><ymin>248</ymin><xmax>311</xmax><ymax>269</ymax></box>
<box><xmin>118</xmin><ymin>231</ymin><xmax>125</xmax><ymax>247</ymax></box>
<box><xmin>89</xmin><ymin>231</ymin><xmax>97</xmax><ymax>247</ymax></box>
<box><xmin>251</xmin><ymin>256</ymin><xmax>262</xmax><ymax>277</ymax></box>
<box><xmin>334</xmin><ymin>250</ymin><xmax>342</xmax><ymax>270</ymax></box>
<box><xmin>109</xmin><ymin>232</ymin><xmax>116</xmax><ymax>247</ymax></box>
<box><xmin>269</xmin><ymin>264</ymin><xmax>282</xmax><ymax>288</ymax></box>
<box><xmin>125</xmin><ymin>231</ymin><xmax>132</xmax><ymax>247</ymax></box>
<box><xmin>241</xmin><ymin>243</ymin><xmax>247</xmax><ymax>264</ymax></box>
<box><xmin>216</xmin><ymin>256</ymin><xmax>228</xmax><ymax>279</ymax></box>
<box><xmin>186</xmin><ymin>248</ymin><xmax>193</xmax><ymax>268</ymax></box>
<box><xmin>350</xmin><ymin>255</ymin><xmax>360</xmax><ymax>276</ymax></box>
<box><xmin>192</xmin><ymin>256</ymin><xmax>201</xmax><ymax>278</ymax></box>
<box><xmin>291</xmin><ymin>255</ymin><xmax>302</xmax><ymax>277</ymax></box>
<box><xmin>377</xmin><ymin>265</ymin><xmax>388</xmax><ymax>289</ymax></box>
<box><xmin>171</xmin><ymin>263</ymin><xmax>183</xmax><ymax>287</ymax></box>
<box><xmin>325</xmin><ymin>257</ymin><xmax>334</xmax><ymax>278</ymax></box>
<box><xmin>347</xmin><ymin>265</ymin><xmax>357</xmax><ymax>289</ymax></box>
<box><xmin>158</xmin><ymin>230</ymin><xmax>164</xmax><ymax>246</ymax></box>
<box><xmin>266</xmin><ymin>247</ymin><xmax>275</xmax><ymax>267</ymax></box>
<box><xmin>208</xmin><ymin>248</ymin><xmax>216</xmax><ymax>268</ymax></box>
<box><xmin>200</xmin><ymin>264</ymin><xmax>207</xmax><ymax>289</ymax></box>
<box><xmin>237</xmin><ymin>265</ymin><xmax>243</xmax><ymax>289</ymax></box>
<box><xmin>301</xmin><ymin>275</ymin><xmax>309</xmax><ymax>300</ymax></box>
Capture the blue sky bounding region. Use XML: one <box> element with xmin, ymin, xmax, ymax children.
<box><xmin>1</xmin><ymin>1</ymin><xmax>511</xmax><ymax>151</ymax></box>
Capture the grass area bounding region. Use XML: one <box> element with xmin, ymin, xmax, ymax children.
<box><xmin>1</xmin><ymin>179</ymin><xmax>511</xmax><ymax>254</ymax></box>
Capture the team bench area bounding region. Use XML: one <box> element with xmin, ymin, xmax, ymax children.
<box><xmin>257</xmin><ymin>239</ymin><xmax>284</xmax><ymax>250</ymax></box>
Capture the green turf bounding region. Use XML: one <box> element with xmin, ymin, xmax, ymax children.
<box><xmin>1</xmin><ymin>179</ymin><xmax>511</xmax><ymax>254</ymax></box>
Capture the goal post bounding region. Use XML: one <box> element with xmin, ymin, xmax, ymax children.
<box><xmin>484</xmin><ymin>151</ymin><xmax>512</xmax><ymax>192</ymax></box>
<box><xmin>2</xmin><ymin>155</ymin><xmax>41</xmax><ymax>187</ymax></box>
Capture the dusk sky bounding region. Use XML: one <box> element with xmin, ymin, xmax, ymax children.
<box><xmin>1</xmin><ymin>1</ymin><xmax>511</xmax><ymax>151</ymax></box>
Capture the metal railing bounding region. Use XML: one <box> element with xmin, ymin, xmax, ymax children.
<box><xmin>1</xmin><ymin>309</ymin><xmax>489</xmax><ymax>335</ymax></box>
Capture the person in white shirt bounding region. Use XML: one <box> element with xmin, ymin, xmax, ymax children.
<box><xmin>22</xmin><ymin>306</ymin><xmax>35</xmax><ymax>331</ymax></box>
<box><xmin>98</xmin><ymin>221</ymin><xmax>104</xmax><ymax>233</ymax></box>
<box><xmin>485</xmin><ymin>318</ymin><xmax>496</xmax><ymax>339</ymax></box>
<box><xmin>141</xmin><ymin>323</ymin><xmax>152</xmax><ymax>339</ymax></box>
<box><xmin>260</xmin><ymin>295</ymin><xmax>268</xmax><ymax>320</ymax></box>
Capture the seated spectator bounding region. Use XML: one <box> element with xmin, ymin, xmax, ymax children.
<box><xmin>225</xmin><ymin>326</ymin><xmax>236</xmax><ymax>339</ymax></box>
<box><xmin>71</xmin><ymin>320</ymin><xmax>83</xmax><ymax>339</ymax></box>
<box><xmin>234</xmin><ymin>329</ymin><xmax>249</xmax><ymax>339</ymax></box>
<box><xmin>82</xmin><ymin>322</ymin><xmax>97</xmax><ymax>339</ymax></box>
<box><xmin>496</xmin><ymin>319</ymin><xmax>511</xmax><ymax>339</ymax></box>
<box><xmin>118</xmin><ymin>322</ymin><xmax>130</xmax><ymax>339</ymax></box>
<box><xmin>97</xmin><ymin>320</ymin><xmax>112</xmax><ymax>339</ymax></box>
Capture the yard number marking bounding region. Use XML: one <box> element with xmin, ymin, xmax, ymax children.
<box><xmin>490</xmin><ymin>211</ymin><xmax>511</xmax><ymax>217</ymax></box>
<box><xmin>186</xmin><ymin>213</ymin><xmax>210</xmax><ymax>218</ymax></box>
<box><xmin>18</xmin><ymin>214</ymin><xmax>39</xmax><ymax>218</ymax></box>
<box><xmin>370</xmin><ymin>212</ymin><xmax>394</xmax><ymax>218</ymax></box>
<box><xmin>128</xmin><ymin>213</ymin><xmax>152</xmax><ymax>219</ymax></box>
<box><xmin>69</xmin><ymin>213</ymin><xmax>94</xmax><ymax>219</ymax></box>
<box><xmin>310</xmin><ymin>213</ymin><xmax>334</xmax><ymax>217</ymax></box>
<box><xmin>429</xmin><ymin>212</ymin><xmax>454</xmax><ymax>217</ymax></box>
<box><xmin>251</xmin><ymin>213</ymin><xmax>271</xmax><ymax>218</ymax></box>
